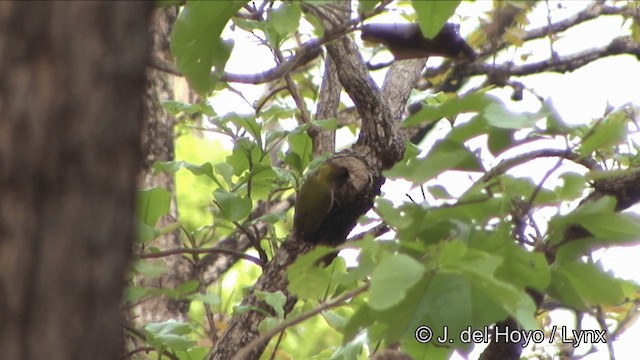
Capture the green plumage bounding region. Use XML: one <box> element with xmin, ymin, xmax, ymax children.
<box><xmin>294</xmin><ymin>161</ymin><xmax>349</xmax><ymax>241</ymax></box>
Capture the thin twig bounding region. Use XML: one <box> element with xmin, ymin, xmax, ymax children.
<box><xmin>479</xmin><ymin>149</ymin><xmax>600</xmax><ymax>185</ymax></box>
<box><xmin>276</xmin><ymin>48</ymin><xmax>313</xmax><ymax>125</ymax></box>
<box><xmin>230</xmin><ymin>284</ymin><xmax>369</xmax><ymax>360</ymax></box>
<box><xmin>233</xmin><ymin>220</ymin><xmax>269</xmax><ymax>264</ymax></box>
<box><xmin>594</xmin><ymin>305</ymin><xmax>616</xmax><ymax>360</ymax></box>
<box><xmin>254</xmin><ymin>84</ymin><xmax>287</xmax><ymax>114</ymax></box>
<box><xmin>346</xmin><ymin>223</ymin><xmax>390</xmax><ymax>242</ymax></box>
<box><xmin>138</xmin><ymin>246</ymin><xmax>263</xmax><ymax>266</ymax></box>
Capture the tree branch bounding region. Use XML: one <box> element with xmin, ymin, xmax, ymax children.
<box><xmin>466</xmin><ymin>36</ymin><xmax>640</xmax><ymax>79</ymax></box>
<box><xmin>209</xmin><ymin>2</ymin><xmax>425</xmax><ymax>358</ymax></box>
<box><xmin>230</xmin><ymin>284</ymin><xmax>369</xmax><ymax>360</ymax></box>
<box><xmin>139</xmin><ymin>246</ymin><xmax>263</xmax><ymax>267</ymax></box>
<box><xmin>198</xmin><ymin>196</ymin><xmax>295</xmax><ymax>285</ymax></box>
<box><xmin>308</xmin><ymin>5</ymin><xmax>405</xmax><ymax>170</ymax></box>
<box><xmin>478</xmin><ymin>148</ymin><xmax>601</xmax><ymax>185</ymax></box>
<box><xmin>480</xmin><ymin>2</ymin><xmax>631</xmax><ymax>57</ymax></box>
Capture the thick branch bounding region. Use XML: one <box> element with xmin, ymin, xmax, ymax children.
<box><xmin>312</xmin><ymin>56</ymin><xmax>341</xmax><ymax>155</ymax></box>
<box><xmin>478</xmin><ymin>148</ymin><xmax>601</xmax><ymax>185</ymax></box>
<box><xmin>485</xmin><ymin>3</ymin><xmax>633</xmax><ymax>56</ymax></box>
<box><xmin>208</xmin><ymin>240</ymin><xmax>314</xmax><ymax>360</ymax></box>
<box><xmin>223</xmin><ymin>0</ymin><xmax>391</xmax><ymax>84</ymax></box>
<box><xmin>311</xmin><ymin>10</ymin><xmax>404</xmax><ymax>170</ymax></box>
<box><xmin>223</xmin><ymin>39</ymin><xmax>324</xmax><ymax>84</ymax></box>
<box><xmin>465</xmin><ymin>36</ymin><xmax>640</xmax><ymax>78</ymax></box>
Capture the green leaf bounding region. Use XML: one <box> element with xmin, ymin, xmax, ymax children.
<box><xmin>323</xmin><ymin>310</ymin><xmax>348</xmax><ymax>330</ymax></box>
<box><xmin>144</xmin><ymin>320</ymin><xmax>195</xmax><ymax>351</ymax></box>
<box><xmin>232</xmin><ymin>17</ymin><xmax>264</xmax><ymax>32</ymax></box>
<box><xmin>495</xmin><ymin>243</ymin><xmax>551</xmax><ymax>291</ymax></box>
<box><xmin>137</xmin><ymin>221</ymin><xmax>161</xmax><ymax>244</ymax></box>
<box><xmin>154</xmin><ymin>160</ymin><xmax>219</xmax><ymax>184</ymax></box>
<box><xmin>404</xmin><ymin>91</ymin><xmax>495</xmax><ymax>127</ymax></box>
<box><xmin>311</xmin><ymin>117</ymin><xmax>338</xmax><ymax>130</ymax></box>
<box><xmin>214</xmin><ymin>162</ymin><xmax>235</xmax><ymax>186</ymax></box>
<box><xmin>346</xmin><ymin>254</ymin><xmax>536</xmax><ymax>348</ymax></box>
<box><xmin>358</xmin><ymin>0</ymin><xmax>380</xmax><ymax>16</ymax></box>
<box><xmin>137</xmin><ymin>187</ymin><xmax>171</xmax><ymax>227</ymax></box>
<box><xmin>235</xmin><ymin>163</ymin><xmax>276</xmax><ymax>200</ymax></box>
<box><xmin>374</xmin><ymin>198</ymin><xmax>408</xmax><ymax>230</ymax></box>
<box><xmin>157</xmin><ymin>0</ymin><xmax>182</xmax><ymax>7</ymax></box>
<box><xmin>576</xmin><ymin>212</ymin><xmax>640</xmax><ymax>239</ymax></box>
<box><xmin>428</xmin><ymin>185</ymin><xmax>454</xmax><ymax>199</ymax></box>
<box><xmin>412</xmin><ymin>1</ymin><xmax>461</xmax><ymax>38</ymax></box>
<box><xmin>447</xmin><ymin>115</ymin><xmax>488</xmax><ymax>143</ymax></box>
<box><xmin>187</xmin><ymin>293</ymin><xmax>221</xmax><ymax>306</ymax></box>
<box><xmin>544</xmin><ymin>98</ymin><xmax>572</xmax><ymax>134</ymax></box>
<box><xmin>385</xmin><ymin>139</ymin><xmax>482</xmax><ymax>183</ymax></box>
<box><xmin>288</xmin><ymin>247</ymin><xmax>341</xmax><ymax>299</ymax></box>
<box><xmin>404</xmin><ymin>341</ymin><xmax>453</xmax><ymax>360</ymax></box>
<box><xmin>286</xmin><ymin>130</ymin><xmax>313</xmax><ymax>173</ymax></box>
<box><xmin>483</xmin><ymin>103</ymin><xmax>546</xmax><ymax>129</ymax></box>
<box><xmin>557</xmin><ymin>172</ymin><xmax>586</xmax><ymax>200</ymax></box>
<box><xmin>500</xmin><ymin>175</ymin><xmax>557</xmax><ymax>205</ymax></box>
<box><xmin>175</xmin><ymin>279</ymin><xmax>200</xmax><ymax>296</ymax></box>
<box><xmin>369</xmin><ymin>254</ymin><xmax>426</xmax><ymax>310</ymax></box>
<box><xmin>553</xmin><ymin>208</ymin><xmax>640</xmax><ymax>261</ymax></box>
<box><xmin>268</xmin><ymin>3</ymin><xmax>301</xmax><ymax>41</ymax></box>
<box><xmin>578</xmin><ymin>115</ymin><xmax>627</xmax><ymax>155</ymax></box>
<box><xmin>487</xmin><ymin>127</ymin><xmax>515</xmax><ymax>156</ymax></box>
<box><xmin>548</xmin><ymin>196</ymin><xmax>617</xmax><ymax>244</ymax></box>
<box><xmin>171</xmin><ymin>1</ymin><xmax>247</xmax><ymax>95</ymax></box>
<box><xmin>176</xmin><ymin>347</ymin><xmax>209</xmax><ymax>360</ymax></box>
<box><xmin>336</xmin><ymin>239</ymin><xmax>379</xmax><ymax>288</ymax></box>
<box><xmin>256</xmin><ymin>290</ymin><xmax>287</xmax><ymax>319</ymax></box>
<box><xmin>229</xmin><ymin>114</ymin><xmax>263</xmax><ymax>149</ymax></box>
<box><xmin>434</xmin><ymin>241</ymin><xmax>538</xmax><ymax>330</ymax></box>
<box><xmin>124</xmin><ymin>286</ymin><xmax>153</xmax><ymax>302</ymax></box>
<box><xmin>213</xmin><ymin>189</ymin><xmax>252</xmax><ymax>222</ymax></box>
<box><xmin>272</xmin><ymin>166</ymin><xmax>296</xmax><ymax>187</ymax></box>
<box><xmin>330</xmin><ymin>334</ymin><xmax>366</xmax><ymax>360</ymax></box>
<box><xmin>162</xmin><ymin>100</ymin><xmax>216</xmax><ymax>117</ymax></box>
<box><xmin>133</xmin><ymin>259</ymin><xmax>168</xmax><ymax>279</ymax></box>
<box><xmin>549</xmin><ymin>261</ymin><xmax>626</xmax><ymax>310</ymax></box>
<box><xmin>258</xmin><ymin>316</ymin><xmax>281</xmax><ymax>334</ymax></box>
<box><xmin>226</xmin><ymin>138</ymin><xmax>263</xmax><ymax>176</ymax></box>
<box><xmin>586</xmin><ymin>167</ymin><xmax>640</xmax><ymax>182</ymax></box>
<box><xmin>265</xmin><ymin>129</ymin><xmax>289</xmax><ymax>149</ymax></box>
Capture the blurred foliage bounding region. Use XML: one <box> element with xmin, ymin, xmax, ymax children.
<box><xmin>128</xmin><ymin>1</ymin><xmax>640</xmax><ymax>359</ymax></box>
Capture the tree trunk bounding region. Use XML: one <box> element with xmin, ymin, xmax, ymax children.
<box><xmin>0</xmin><ymin>2</ymin><xmax>151</xmax><ymax>359</ymax></box>
<box><xmin>132</xmin><ymin>4</ymin><xmax>194</xmax><ymax>326</ymax></box>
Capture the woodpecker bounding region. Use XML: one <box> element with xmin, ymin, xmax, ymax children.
<box><xmin>294</xmin><ymin>160</ymin><xmax>349</xmax><ymax>242</ymax></box>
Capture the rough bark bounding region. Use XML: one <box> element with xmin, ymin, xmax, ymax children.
<box><xmin>131</xmin><ymin>5</ymin><xmax>194</xmax><ymax>326</ymax></box>
<box><xmin>312</xmin><ymin>55</ymin><xmax>340</xmax><ymax>156</ymax></box>
<box><xmin>0</xmin><ymin>2</ymin><xmax>151</xmax><ymax>359</ymax></box>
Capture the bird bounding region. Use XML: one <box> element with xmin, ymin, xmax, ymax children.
<box><xmin>294</xmin><ymin>160</ymin><xmax>350</xmax><ymax>242</ymax></box>
<box><xmin>360</xmin><ymin>22</ymin><xmax>477</xmax><ymax>61</ymax></box>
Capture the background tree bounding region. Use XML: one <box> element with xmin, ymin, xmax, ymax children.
<box><xmin>0</xmin><ymin>2</ymin><xmax>151</xmax><ymax>359</ymax></box>
<box><xmin>133</xmin><ymin>1</ymin><xmax>640</xmax><ymax>360</ymax></box>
